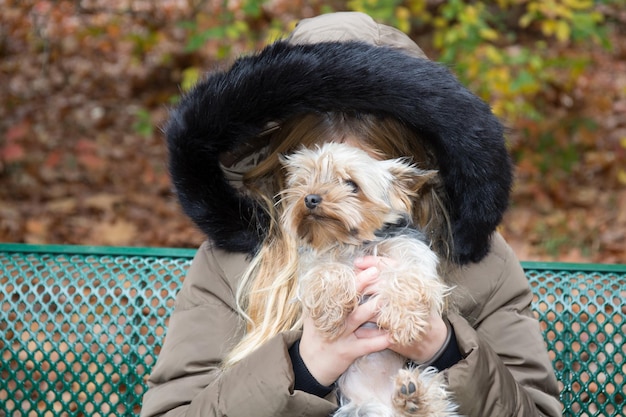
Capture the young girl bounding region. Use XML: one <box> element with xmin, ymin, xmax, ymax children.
<box><xmin>140</xmin><ymin>12</ymin><xmax>561</xmax><ymax>417</ymax></box>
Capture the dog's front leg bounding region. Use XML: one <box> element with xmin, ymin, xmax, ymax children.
<box><xmin>377</xmin><ymin>266</ymin><xmax>450</xmax><ymax>345</ymax></box>
<box><xmin>376</xmin><ymin>275</ymin><xmax>433</xmax><ymax>345</ymax></box>
<box><xmin>374</xmin><ymin>238</ymin><xmax>446</xmax><ymax>345</ymax></box>
<box><xmin>299</xmin><ymin>262</ymin><xmax>359</xmax><ymax>340</ymax></box>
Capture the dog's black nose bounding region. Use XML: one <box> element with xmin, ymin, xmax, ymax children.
<box><xmin>304</xmin><ymin>194</ymin><xmax>322</xmax><ymax>209</ymax></box>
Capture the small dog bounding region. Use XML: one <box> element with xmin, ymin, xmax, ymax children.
<box><xmin>279</xmin><ymin>142</ymin><xmax>459</xmax><ymax>417</ymax></box>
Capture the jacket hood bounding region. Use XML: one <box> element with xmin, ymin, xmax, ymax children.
<box><xmin>166</xmin><ymin>17</ymin><xmax>513</xmax><ymax>265</ymax></box>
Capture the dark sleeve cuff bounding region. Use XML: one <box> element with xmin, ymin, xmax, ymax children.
<box><xmin>430</xmin><ymin>322</ymin><xmax>463</xmax><ymax>371</ymax></box>
<box><xmin>288</xmin><ymin>339</ymin><xmax>335</xmax><ymax>397</ymax></box>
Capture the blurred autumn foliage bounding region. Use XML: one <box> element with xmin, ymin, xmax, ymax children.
<box><xmin>1</xmin><ymin>0</ymin><xmax>625</xmax><ymax>263</ymax></box>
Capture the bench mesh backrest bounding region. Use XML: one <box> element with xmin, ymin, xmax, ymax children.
<box><xmin>526</xmin><ymin>267</ymin><xmax>625</xmax><ymax>416</ymax></box>
<box><xmin>1</xmin><ymin>247</ymin><xmax>625</xmax><ymax>416</ymax></box>
<box><xmin>1</xmin><ymin>249</ymin><xmax>189</xmax><ymax>416</ymax></box>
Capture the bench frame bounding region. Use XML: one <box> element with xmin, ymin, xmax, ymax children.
<box><xmin>1</xmin><ymin>243</ymin><xmax>625</xmax><ymax>416</ymax></box>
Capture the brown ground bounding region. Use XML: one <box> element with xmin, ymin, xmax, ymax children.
<box><xmin>1</xmin><ymin>1</ymin><xmax>625</xmax><ymax>263</ymax></box>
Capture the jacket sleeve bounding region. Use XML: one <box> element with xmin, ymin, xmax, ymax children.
<box><xmin>445</xmin><ymin>235</ymin><xmax>562</xmax><ymax>417</ymax></box>
<box><xmin>140</xmin><ymin>243</ymin><xmax>337</xmax><ymax>417</ymax></box>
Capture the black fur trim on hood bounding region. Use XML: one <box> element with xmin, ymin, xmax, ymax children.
<box><xmin>166</xmin><ymin>40</ymin><xmax>513</xmax><ymax>264</ymax></box>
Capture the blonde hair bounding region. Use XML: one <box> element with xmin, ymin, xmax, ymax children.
<box><xmin>222</xmin><ymin>112</ymin><xmax>453</xmax><ymax>367</ymax></box>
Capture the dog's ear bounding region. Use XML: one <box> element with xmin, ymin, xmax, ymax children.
<box><xmin>383</xmin><ymin>159</ymin><xmax>438</xmax><ymax>193</ymax></box>
<box><xmin>408</xmin><ymin>168</ymin><xmax>438</xmax><ymax>193</ymax></box>
<box><xmin>382</xmin><ymin>160</ymin><xmax>438</xmax><ymax>214</ymax></box>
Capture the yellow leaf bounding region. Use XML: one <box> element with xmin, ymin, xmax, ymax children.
<box><xmin>555</xmin><ymin>20</ymin><xmax>571</xmax><ymax>42</ymax></box>
<box><xmin>541</xmin><ymin>20</ymin><xmax>556</xmax><ymax>36</ymax></box>
<box><xmin>285</xmin><ymin>19</ymin><xmax>299</xmax><ymax>33</ymax></box>
<box><xmin>519</xmin><ymin>13</ymin><xmax>534</xmax><ymax>28</ymax></box>
<box><xmin>562</xmin><ymin>0</ymin><xmax>593</xmax><ymax>10</ymax></box>
<box><xmin>433</xmin><ymin>17</ymin><xmax>447</xmax><ymax>29</ymax></box>
<box><xmin>480</xmin><ymin>27</ymin><xmax>499</xmax><ymax>41</ymax></box>
<box><xmin>227</xmin><ymin>21</ymin><xmax>248</xmax><ymax>39</ymax></box>
<box><xmin>618</xmin><ymin>170</ymin><xmax>626</xmax><ymax>185</ymax></box>
<box><xmin>409</xmin><ymin>0</ymin><xmax>428</xmax><ymax>15</ymax></box>
<box><xmin>589</xmin><ymin>11</ymin><xmax>604</xmax><ymax>23</ymax></box>
<box><xmin>620</xmin><ymin>137</ymin><xmax>626</xmax><ymax>148</ymax></box>
<box><xmin>396</xmin><ymin>7</ymin><xmax>411</xmax><ymax>33</ymax></box>
<box><xmin>554</xmin><ymin>4</ymin><xmax>573</xmax><ymax>19</ymax></box>
<box><xmin>484</xmin><ymin>45</ymin><xmax>504</xmax><ymax>64</ymax></box>
<box><xmin>462</xmin><ymin>5</ymin><xmax>479</xmax><ymax>24</ymax></box>
<box><xmin>529</xmin><ymin>55</ymin><xmax>544</xmax><ymax>71</ymax></box>
<box><xmin>433</xmin><ymin>32</ymin><xmax>444</xmax><ymax>49</ymax></box>
<box><xmin>181</xmin><ymin>67</ymin><xmax>201</xmax><ymax>92</ymax></box>
<box><xmin>491</xmin><ymin>101</ymin><xmax>505</xmax><ymax>118</ymax></box>
<box><xmin>444</xmin><ymin>29</ymin><xmax>459</xmax><ymax>44</ymax></box>
<box><xmin>346</xmin><ymin>0</ymin><xmax>365</xmax><ymax>12</ymax></box>
<box><xmin>526</xmin><ymin>1</ymin><xmax>542</xmax><ymax>14</ymax></box>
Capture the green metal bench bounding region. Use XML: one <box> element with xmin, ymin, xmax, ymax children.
<box><xmin>1</xmin><ymin>244</ymin><xmax>624</xmax><ymax>417</ymax></box>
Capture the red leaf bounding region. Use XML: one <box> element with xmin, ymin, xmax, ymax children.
<box><xmin>0</xmin><ymin>143</ymin><xmax>26</xmax><ymax>163</ymax></box>
<box><xmin>45</xmin><ymin>150</ymin><xmax>62</xmax><ymax>168</ymax></box>
<box><xmin>78</xmin><ymin>153</ymin><xmax>106</xmax><ymax>170</ymax></box>
<box><xmin>75</xmin><ymin>139</ymin><xmax>98</xmax><ymax>154</ymax></box>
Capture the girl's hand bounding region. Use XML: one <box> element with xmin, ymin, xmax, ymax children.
<box><xmin>298</xmin><ymin>265</ymin><xmax>391</xmax><ymax>386</ymax></box>
<box><xmin>388</xmin><ymin>311</ymin><xmax>448</xmax><ymax>364</ymax></box>
<box><xmin>353</xmin><ymin>255</ymin><xmax>449</xmax><ymax>365</ymax></box>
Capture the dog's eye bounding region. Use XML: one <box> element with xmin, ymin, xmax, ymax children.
<box><xmin>344</xmin><ymin>179</ymin><xmax>359</xmax><ymax>193</ymax></box>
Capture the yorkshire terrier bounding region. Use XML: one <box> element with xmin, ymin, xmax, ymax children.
<box><xmin>279</xmin><ymin>142</ymin><xmax>459</xmax><ymax>417</ymax></box>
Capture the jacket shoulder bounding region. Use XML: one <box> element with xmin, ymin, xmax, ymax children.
<box><xmin>452</xmin><ymin>233</ymin><xmax>529</xmax><ymax>323</ymax></box>
<box><xmin>176</xmin><ymin>241</ymin><xmax>250</xmax><ymax>311</ymax></box>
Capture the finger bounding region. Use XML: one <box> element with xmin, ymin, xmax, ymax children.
<box><xmin>354</xmin><ymin>322</ymin><xmax>385</xmax><ymax>339</ymax></box>
<box><xmin>354</xmin><ymin>255</ymin><xmax>396</xmax><ymax>271</ymax></box>
<box><xmin>354</xmin><ymin>255</ymin><xmax>382</xmax><ymax>270</ymax></box>
<box><xmin>346</xmin><ymin>297</ymin><xmax>380</xmax><ymax>332</ymax></box>
<box><xmin>355</xmin><ymin>266</ymin><xmax>379</xmax><ymax>294</ymax></box>
<box><xmin>353</xmin><ymin>333</ymin><xmax>391</xmax><ymax>356</ymax></box>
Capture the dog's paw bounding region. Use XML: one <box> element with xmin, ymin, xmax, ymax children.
<box><xmin>392</xmin><ymin>367</ymin><xmax>458</xmax><ymax>417</ymax></box>
<box><xmin>309</xmin><ymin>303</ymin><xmax>354</xmax><ymax>340</ymax></box>
<box><xmin>392</xmin><ymin>369</ymin><xmax>427</xmax><ymax>416</ymax></box>
<box><xmin>300</xmin><ymin>264</ymin><xmax>359</xmax><ymax>340</ymax></box>
<box><xmin>377</xmin><ymin>300</ymin><xmax>430</xmax><ymax>345</ymax></box>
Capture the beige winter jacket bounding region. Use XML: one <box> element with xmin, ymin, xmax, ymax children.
<box><xmin>141</xmin><ymin>12</ymin><xmax>562</xmax><ymax>417</ymax></box>
<box><xmin>141</xmin><ymin>234</ymin><xmax>561</xmax><ymax>417</ymax></box>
